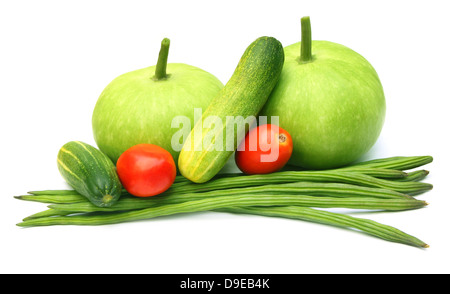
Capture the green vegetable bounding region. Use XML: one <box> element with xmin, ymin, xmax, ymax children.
<box><xmin>218</xmin><ymin>206</ymin><xmax>428</xmax><ymax>248</ymax></box>
<box><xmin>56</xmin><ymin>141</ymin><xmax>122</xmax><ymax>207</ymax></box>
<box><xmin>18</xmin><ymin>202</ymin><xmax>429</xmax><ymax>248</ymax></box>
<box><xmin>394</xmin><ymin>170</ymin><xmax>429</xmax><ymax>182</ymax></box>
<box><xmin>342</xmin><ymin>155</ymin><xmax>433</xmax><ymax>171</ymax></box>
<box><xmin>168</xmin><ymin>170</ymin><xmax>433</xmax><ymax>195</ymax></box>
<box><xmin>16</xmin><ymin>192</ymin><xmax>427</xmax><ymax>228</ymax></box>
<box><xmin>16</xmin><ymin>180</ymin><xmax>410</xmax><ymax>204</ymax></box>
<box><xmin>260</xmin><ymin>16</ymin><xmax>386</xmax><ymax>169</ymax></box>
<box><xmin>92</xmin><ymin>38</ymin><xmax>223</xmax><ymax>165</ymax></box>
<box><xmin>19</xmin><ymin>182</ymin><xmax>415</xmax><ymax>216</ymax></box>
<box><xmin>178</xmin><ymin>36</ymin><xmax>285</xmax><ymax>183</ymax></box>
<box><xmin>22</xmin><ymin>209</ymin><xmax>71</xmax><ymax>221</ymax></box>
<box><xmin>52</xmin><ymin>192</ymin><xmax>425</xmax><ymax>213</ymax></box>
<box><xmin>14</xmin><ymin>194</ymin><xmax>84</xmax><ymax>204</ymax></box>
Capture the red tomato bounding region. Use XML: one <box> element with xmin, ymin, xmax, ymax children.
<box><xmin>116</xmin><ymin>144</ymin><xmax>176</xmax><ymax>197</ymax></box>
<box><xmin>235</xmin><ymin>124</ymin><xmax>293</xmax><ymax>175</ymax></box>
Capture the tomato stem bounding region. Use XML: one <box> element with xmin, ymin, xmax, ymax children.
<box><xmin>299</xmin><ymin>16</ymin><xmax>313</xmax><ymax>63</ymax></box>
<box><xmin>154</xmin><ymin>38</ymin><xmax>170</xmax><ymax>80</ymax></box>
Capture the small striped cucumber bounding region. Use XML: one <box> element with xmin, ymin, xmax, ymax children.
<box><xmin>178</xmin><ymin>36</ymin><xmax>285</xmax><ymax>183</ymax></box>
<box><xmin>57</xmin><ymin>141</ymin><xmax>122</xmax><ymax>207</ymax></box>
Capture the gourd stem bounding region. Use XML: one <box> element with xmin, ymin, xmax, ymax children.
<box><xmin>300</xmin><ymin>16</ymin><xmax>313</xmax><ymax>63</ymax></box>
<box><xmin>154</xmin><ymin>38</ymin><xmax>170</xmax><ymax>80</ymax></box>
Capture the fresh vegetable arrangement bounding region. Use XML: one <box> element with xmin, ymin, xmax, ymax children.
<box><xmin>14</xmin><ymin>17</ymin><xmax>435</xmax><ymax>249</ymax></box>
<box><xmin>16</xmin><ymin>155</ymin><xmax>432</xmax><ymax>248</ymax></box>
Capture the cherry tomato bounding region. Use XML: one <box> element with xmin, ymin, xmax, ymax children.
<box><xmin>235</xmin><ymin>124</ymin><xmax>293</xmax><ymax>175</ymax></box>
<box><xmin>116</xmin><ymin>144</ymin><xmax>176</xmax><ymax>197</ymax></box>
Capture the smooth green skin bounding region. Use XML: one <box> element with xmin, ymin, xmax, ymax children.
<box><xmin>92</xmin><ymin>63</ymin><xmax>224</xmax><ymax>165</ymax></box>
<box><xmin>260</xmin><ymin>41</ymin><xmax>386</xmax><ymax>169</ymax></box>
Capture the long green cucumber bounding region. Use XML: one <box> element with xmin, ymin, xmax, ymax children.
<box><xmin>178</xmin><ymin>36</ymin><xmax>285</xmax><ymax>183</ymax></box>
<box><xmin>57</xmin><ymin>141</ymin><xmax>122</xmax><ymax>207</ymax></box>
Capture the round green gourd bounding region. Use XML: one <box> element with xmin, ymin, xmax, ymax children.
<box><xmin>260</xmin><ymin>17</ymin><xmax>386</xmax><ymax>170</ymax></box>
<box><xmin>92</xmin><ymin>38</ymin><xmax>224</xmax><ymax>165</ymax></box>
<box><xmin>57</xmin><ymin>141</ymin><xmax>122</xmax><ymax>207</ymax></box>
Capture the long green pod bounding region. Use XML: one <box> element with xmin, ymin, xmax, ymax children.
<box><xmin>394</xmin><ymin>170</ymin><xmax>429</xmax><ymax>182</ymax></box>
<box><xmin>14</xmin><ymin>194</ymin><xmax>86</xmax><ymax>204</ymax></box>
<box><xmin>16</xmin><ymin>180</ymin><xmax>413</xmax><ymax>210</ymax></box>
<box><xmin>45</xmin><ymin>182</ymin><xmax>414</xmax><ymax>214</ymax></box>
<box><xmin>27</xmin><ymin>189</ymin><xmax>84</xmax><ymax>196</ymax></box>
<box><xmin>18</xmin><ymin>169</ymin><xmax>432</xmax><ymax>204</ymax></box>
<box><xmin>178</xmin><ymin>36</ymin><xmax>285</xmax><ymax>183</ymax></box>
<box><xmin>22</xmin><ymin>167</ymin><xmax>407</xmax><ymax>199</ymax></box>
<box><xmin>167</xmin><ymin>171</ymin><xmax>433</xmax><ymax>195</ymax></box>
<box><xmin>18</xmin><ymin>204</ymin><xmax>428</xmax><ymax>248</ymax></box>
<box><xmin>50</xmin><ymin>194</ymin><xmax>426</xmax><ymax>214</ymax></box>
<box><xmin>343</xmin><ymin>155</ymin><xmax>433</xmax><ymax>171</ymax></box>
<box><xmin>329</xmin><ymin>168</ymin><xmax>407</xmax><ymax>179</ymax></box>
<box><xmin>22</xmin><ymin>209</ymin><xmax>71</xmax><ymax>221</ymax></box>
<box><xmin>17</xmin><ymin>194</ymin><xmax>427</xmax><ymax>227</ymax></box>
<box><xmin>48</xmin><ymin>194</ymin><xmax>425</xmax><ymax>214</ymax></box>
<box><xmin>218</xmin><ymin>206</ymin><xmax>428</xmax><ymax>248</ymax></box>
<box><xmin>279</xmin><ymin>167</ymin><xmax>407</xmax><ymax>178</ymax></box>
<box><xmin>21</xmin><ymin>167</ymin><xmax>432</xmax><ymax>200</ymax></box>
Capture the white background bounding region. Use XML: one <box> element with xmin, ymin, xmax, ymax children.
<box><xmin>1</xmin><ymin>0</ymin><xmax>449</xmax><ymax>274</ymax></box>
